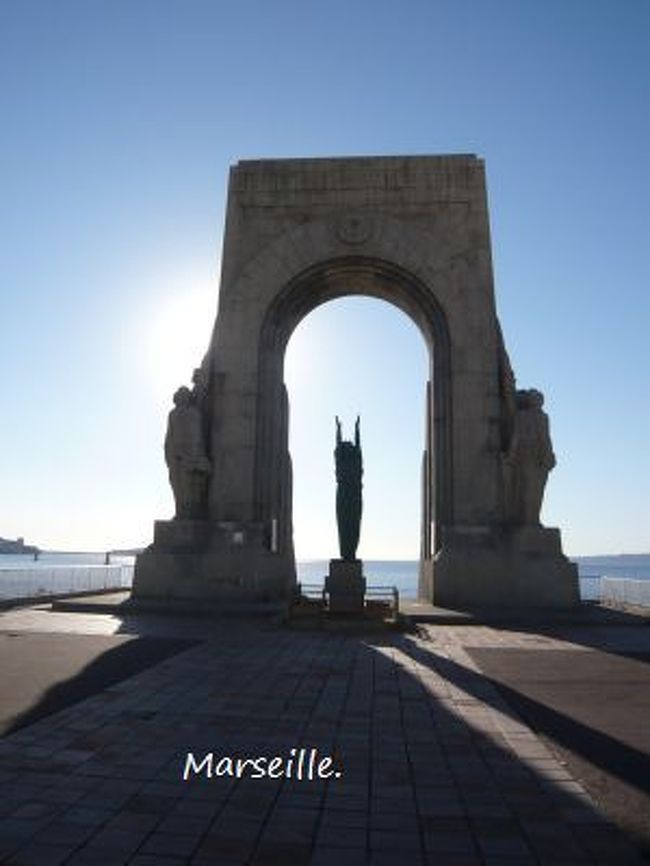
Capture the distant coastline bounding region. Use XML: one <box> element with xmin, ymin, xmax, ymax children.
<box><xmin>0</xmin><ymin>536</ymin><xmax>39</xmax><ymax>555</ymax></box>
<box><xmin>572</xmin><ymin>553</ymin><xmax>650</xmax><ymax>564</ymax></box>
<box><xmin>0</xmin><ymin>544</ymin><xmax>144</xmax><ymax>557</ymax></box>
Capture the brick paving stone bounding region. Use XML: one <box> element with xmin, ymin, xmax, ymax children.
<box><xmin>31</xmin><ymin>785</ymin><xmax>87</xmax><ymax>806</ymax></box>
<box><xmin>103</xmin><ymin>811</ymin><xmax>160</xmax><ymax>834</ymax></box>
<box><xmin>463</xmin><ymin>801</ymin><xmax>513</xmax><ymax>818</ymax></box>
<box><xmin>0</xmin><ymin>613</ymin><xmax>647</xmax><ymax>865</ymax></box>
<box><xmin>320</xmin><ymin>810</ymin><xmax>367</xmax><ymax>829</ymax></box>
<box><xmin>65</xmin><ymin>846</ymin><xmax>132</xmax><ymax>865</ymax></box>
<box><xmin>4</xmin><ymin>783</ymin><xmax>53</xmax><ymax>805</ymax></box>
<box><xmin>415</xmin><ymin>785</ymin><xmax>463</xmax><ymax>802</ymax></box>
<box><xmin>217</xmin><ymin>803</ymin><xmax>265</xmax><ymax>824</ymax></box>
<box><xmin>371</xmin><ymin>795</ymin><xmax>417</xmax><ymax>814</ymax></box>
<box><xmin>310</xmin><ymin>847</ymin><xmax>368</xmax><ymax>866</ymax></box>
<box><xmin>59</xmin><ymin>805</ymin><xmax>114</xmax><ymax>826</ymax></box>
<box><xmin>77</xmin><ymin>826</ymin><xmax>149</xmax><ymax>853</ymax></box>
<box><xmin>315</xmin><ymin>825</ymin><xmax>366</xmax><ymax>849</ymax></box>
<box><xmin>267</xmin><ymin>807</ymin><xmax>319</xmax><ymax>829</ymax></box>
<box><xmin>369</xmin><ymin>810</ymin><xmax>419</xmax><ymax>832</ymax></box>
<box><xmin>154</xmin><ymin>813</ymin><xmax>212</xmax><ymax>836</ymax></box>
<box><xmin>250</xmin><ymin>839</ymin><xmax>312</xmax><ymax>865</ymax></box>
<box><xmin>225</xmin><ymin>796</ymin><xmax>276</xmax><ymax>821</ymax></box>
<box><xmin>424</xmin><ymin>856</ymin><xmax>482</xmax><ymax>866</ymax></box>
<box><xmin>369</xmin><ymin>829</ymin><xmax>421</xmax><ymax>851</ymax></box>
<box><xmin>571</xmin><ymin>823</ymin><xmax>647</xmax><ymax>864</ymax></box>
<box><xmin>130</xmin><ymin>857</ymin><xmax>187</xmax><ymax>866</ymax></box>
<box><xmin>534</xmin><ymin>856</ymin><xmax>591</xmax><ymax>865</ymax></box>
<box><xmin>193</xmin><ymin>829</ymin><xmax>258</xmax><ymax>861</ymax></box>
<box><xmin>325</xmin><ymin>794</ymin><xmax>369</xmax><ymax>812</ymax></box>
<box><xmin>30</xmin><ymin>819</ymin><xmax>97</xmax><ymax>847</ymax></box>
<box><xmin>4</xmin><ymin>841</ymin><xmax>75</xmax><ymax>865</ymax></box>
<box><xmin>124</xmin><ymin>793</ymin><xmax>179</xmax><ymax>814</ymax></box>
<box><xmin>481</xmin><ymin>855</ymin><xmax>536</xmax><ymax>866</ymax></box>
<box><xmin>80</xmin><ymin>783</ymin><xmax>142</xmax><ymax>810</ymax></box>
<box><xmin>418</xmin><ymin>799</ymin><xmax>466</xmax><ymax>818</ymax></box>
<box><xmin>0</xmin><ymin>816</ymin><xmax>49</xmax><ymax>846</ymax></box>
<box><xmin>8</xmin><ymin>801</ymin><xmax>60</xmax><ymax>821</ymax></box>
<box><xmin>520</xmin><ymin>819</ymin><xmax>590</xmax><ymax>861</ymax></box>
<box><xmin>139</xmin><ymin>830</ymin><xmax>204</xmax><ymax>857</ymax></box>
<box><xmin>141</xmin><ymin>780</ymin><xmax>187</xmax><ymax>798</ymax></box>
<box><xmin>260</xmin><ymin>823</ymin><xmax>313</xmax><ymax>846</ymax></box>
<box><xmin>423</xmin><ymin>831</ymin><xmax>477</xmax><ymax>856</ymax></box>
<box><xmin>191</xmin><ymin>860</ymin><xmax>246</xmax><ymax>866</ymax></box>
<box><xmin>421</xmin><ymin>816</ymin><xmax>471</xmax><ymax>835</ymax></box>
<box><xmin>0</xmin><ymin>800</ymin><xmax>22</xmax><ymax>822</ymax></box>
<box><xmin>184</xmin><ymin>784</ymin><xmax>230</xmax><ymax>803</ymax></box>
<box><xmin>369</xmin><ymin>851</ymin><xmax>424</xmax><ymax>866</ymax></box>
<box><xmin>561</xmin><ymin>804</ymin><xmax>608</xmax><ymax>825</ymax></box>
<box><xmin>475</xmin><ymin>832</ymin><xmax>535</xmax><ymax>859</ymax></box>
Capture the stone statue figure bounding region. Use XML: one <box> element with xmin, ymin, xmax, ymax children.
<box><xmin>165</xmin><ymin>386</ymin><xmax>211</xmax><ymax>520</ymax></box>
<box><xmin>504</xmin><ymin>389</ymin><xmax>556</xmax><ymax>525</ymax></box>
<box><xmin>334</xmin><ymin>416</ymin><xmax>363</xmax><ymax>561</ymax></box>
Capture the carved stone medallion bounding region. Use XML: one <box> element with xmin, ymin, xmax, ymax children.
<box><xmin>335</xmin><ymin>213</ymin><xmax>373</xmax><ymax>245</ymax></box>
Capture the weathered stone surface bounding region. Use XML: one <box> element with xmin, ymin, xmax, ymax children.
<box><xmin>152</xmin><ymin>519</ymin><xmax>210</xmax><ymax>551</ymax></box>
<box><xmin>132</xmin><ymin>154</ymin><xmax>578</xmax><ymax>610</ymax></box>
<box><xmin>425</xmin><ymin>526</ymin><xmax>580</xmax><ymax>608</ymax></box>
<box><xmin>135</xmin><ymin>520</ymin><xmax>291</xmax><ymax>604</ymax></box>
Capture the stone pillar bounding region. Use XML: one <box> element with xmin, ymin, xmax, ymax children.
<box><xmin>418</xmin><ymin>378</ymin><xmax>433</xmax><ymax>599</ymax></box>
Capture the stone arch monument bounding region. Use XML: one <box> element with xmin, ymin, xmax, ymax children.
<box><xmin>132</xmin><ymin>155</ymin><xmax>579</xmax><ymax>609</ymax></box>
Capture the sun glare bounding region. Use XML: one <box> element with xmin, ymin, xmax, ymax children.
<box><xmin>284</xmin><ymin>317</ymin><xmax>325</xmax><ymax>393</ymax></box>
<box><xmin>146</xmin><ymin>284</ymin><xmax>216</xmax><ymax>397</ymax></box>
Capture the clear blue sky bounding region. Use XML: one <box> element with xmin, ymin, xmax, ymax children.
<box><xmin>0</xmin><ymin>0</ymin><xmax>648</xmax><ymax>556</ymax></box>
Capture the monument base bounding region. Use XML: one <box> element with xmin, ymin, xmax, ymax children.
<box><xmin>420</xmin><ymin>526</ymin><xmax>579</xmax><ymax>609</ymax></box>
<box><xmin>325</xmin><ymin>559</ymin><xmax>366</xmax><ymax>613</ymax></box>
<box><xmin>131</xmin><ymin>520</ymin><xmax>295</xmax><ymax>606</ymax></box>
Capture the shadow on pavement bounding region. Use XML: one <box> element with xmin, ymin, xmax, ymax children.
<box><xmin>400</xmin><ymin>633</ymin><xmax>650</xmax><ymax>855</ymax></box>
<box><xmin>0</xmin><ymin>619</ymin><xmax>647</xmax><ymax>864</ymax></box>
<box><xmin>0</xmin><ymin>633</ymin><xmax>197</xmax><ymax>736</ymax></box>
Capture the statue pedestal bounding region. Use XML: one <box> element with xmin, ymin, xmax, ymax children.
<box><xmin>325</xmin><ymin>559</ymin><xmax>366</xmax><ymax>614</ymax></box>
<box><xmin>131</xmin><ymin>520</ymin><xmax>295</xmax><ymax>609</ymax></box>
<box><xmin>420</xmin><ymin>525</ymin><xmax>579</xmax><ymax>609</ymax></box>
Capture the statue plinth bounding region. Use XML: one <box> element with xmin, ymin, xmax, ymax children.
<box><xmin>131</xmin><ymin>520</ymin><xmax>294</xmax><ymax>608</ymax></box>
<box><xmin>152</xmin><ymin>519</ymin><xmax>211</xmax><ymax>551</ymax></box>
<box><xmin>151</xmin><ymin>519</ymin><xmax>269</xmax><ymax>552</ymax></box>
<box><xmin>419</xmin><ymin>525</ymin><xmax>579</xmax><ymax>609</ymax></box>
<box><xmin>325</xmin><ymin>559</ymin><xmax>366</xmax><ymax>613</ymax></box>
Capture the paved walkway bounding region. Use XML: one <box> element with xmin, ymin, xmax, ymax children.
<box><xmin>0</xmin><ymin>605</ymin><xmax>648</xmax><ymax>865</ymax></box>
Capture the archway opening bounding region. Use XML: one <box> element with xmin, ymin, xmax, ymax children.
<box><xmin>284</xmin><ymin>295</ymin><xmax>429</xmax><ymax>597</ymax></box>
<box><xmin>255</xmin><ymin>256</ymin><xmax>453</xmax><ymax>602</ymax></box>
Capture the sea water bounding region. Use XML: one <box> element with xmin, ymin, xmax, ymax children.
<box><xmin>297</xmin><ymin>556</ymin><xmax>650</xmax><ymax>602</ymax></box>
<box><xmin>1</xmin><ymin>552</ymin><xmax>649</xmax><ymax>603</ymax></box>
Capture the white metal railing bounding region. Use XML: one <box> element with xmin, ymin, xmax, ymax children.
<box><xmin>578</xmin><ymin>575</ymin><xmax>601</xmax><ymax>601</ymax></box>
<box><xmin>600</xmin><ymin>577</ymin><xmax>650</xmax><ymax>608</ymax></box>
<box><xmin>294</xmin><ymin>581</ymin><xmax>400</xmax><ymax>617</ymax></box>
<box><xmin>295</xmin><ymin>581</ymin><xmax>326</xmax><ymax>601</ymax></box>
<box><xmin>365</xmin><ymin>584</ymin><xmax>400</xmax><ymax>616</ymax></box>
<box><xmin>0</xmin><ymin>564</ymin><xmax>134</xmax><ymax>602</ymax></box>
